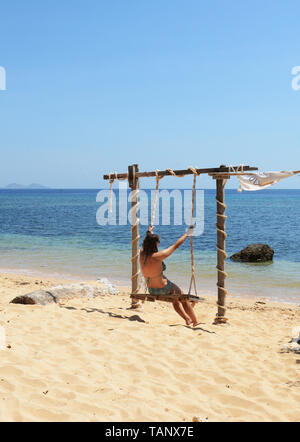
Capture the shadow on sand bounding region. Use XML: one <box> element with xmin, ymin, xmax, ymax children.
<box><xmin>60</xmin><ymin>304</ymin><xmax>146</xmax><ymax>323</ymax></box>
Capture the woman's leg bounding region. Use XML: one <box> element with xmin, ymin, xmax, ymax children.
<box><xmin>172</xmin><ymin>300</ymin><xmax>192</xmax><ymax>325</ymax></box>
<box><xmin>181</xmin><ymin>301</ymin><xmax>198</xmax><ymax>327</ymax></box>
<box><xmin>169</xmin><ymin>282</ymin><xmax>197</xmax><ymax>326</ymax></box>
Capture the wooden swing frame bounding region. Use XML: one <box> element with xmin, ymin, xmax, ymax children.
<box><xmin>103</xmin><ymin>164</ymin><xmax>258</xmax><ymax>324</ymax></box>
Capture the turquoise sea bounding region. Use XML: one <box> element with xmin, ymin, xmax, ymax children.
<box><xmin>0</xmin><ymin>188</ymin><xmax>299</xmax><ymax>304</ymax></box>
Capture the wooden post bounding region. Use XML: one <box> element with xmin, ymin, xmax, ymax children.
<box><xmin>213</xmin><ymin>166</ymin><xmax>229</xmax><ymax>324</ymax></box>
<box><xmin>128</xmin><ymin>164</ymin><xmax>141</xmax><ymax>309</ymax></box>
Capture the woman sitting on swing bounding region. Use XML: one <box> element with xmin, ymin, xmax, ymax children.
<box><xmin>140</xmin><ymin>225</ymin><xmax>199</xmax><ymax>327</ymax></box>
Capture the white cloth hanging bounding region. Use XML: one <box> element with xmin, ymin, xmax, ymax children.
<box><xmin>237</xmin><ymin>171</ymin><xmax>296</xmax><ymax>192</ymax></box>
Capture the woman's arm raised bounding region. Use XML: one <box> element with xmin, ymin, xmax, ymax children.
<box><xmin>152</xmin><ymin>232</ymin><xmax>189</xmax><ymax>261</ymax></box>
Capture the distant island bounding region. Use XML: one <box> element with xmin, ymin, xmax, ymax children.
<box><xmin>4</xmin><ymin>183</ymin><xmax>50</xmax><ymax>189</ymax></box>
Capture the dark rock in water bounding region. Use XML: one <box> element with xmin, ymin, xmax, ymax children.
<box><xmin>230</xmin><ymin>244</ymin><xmax>274</xmax><ymax>263</ymax></box>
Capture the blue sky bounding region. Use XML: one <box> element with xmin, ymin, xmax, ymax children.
<box><xmin>0</xmin><ymin>0</ymin><xmax>300</xmax><ymax>189</ymax></box>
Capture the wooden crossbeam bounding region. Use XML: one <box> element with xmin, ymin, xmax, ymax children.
<box><xmin>103</xmin><ymin>165</ymin><xmax>258</xmax><ymax>181</ymax></box>
<box><xmin>130</xmin><ymin>293</ymin><xmax>205</xmax><ymax>303</ymax></box>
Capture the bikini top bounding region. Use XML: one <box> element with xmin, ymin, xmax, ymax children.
<box><xmin>143</xmin><ymin>255</ymin><xmax>167</xmax><ymax>281</ymax></box>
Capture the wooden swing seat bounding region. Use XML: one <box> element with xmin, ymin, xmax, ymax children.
<box><xmin>130</xmin><ymin>293</ymin><xmax>204</xmax><ymax>303</ymax></box>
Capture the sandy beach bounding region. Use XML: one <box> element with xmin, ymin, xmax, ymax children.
<box><xmin>0</xmin><ymin>271</ymin><xmax>299</xmax><ymax>422</ymax></box>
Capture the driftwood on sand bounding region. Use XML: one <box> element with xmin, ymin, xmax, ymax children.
<box><xmin>10</xmin><ymin>281</ymin><xmax>119</xmax><ymax>305</ymax></box>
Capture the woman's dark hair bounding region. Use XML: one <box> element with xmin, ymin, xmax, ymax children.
<box><xmin>142</xmin><ymin>230</ymin><xmax>160</xmax><ymax>258</ymax></box>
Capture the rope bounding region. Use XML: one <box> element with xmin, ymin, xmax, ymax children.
<box><xmin>145</xmin><ymin>167</ymin><xmax>200</xmax><ymax>298</ymax></box>
<box><xmin>233</xmin><ymin>165</ymin><xmax>245</xmax><ymax>193</ymax></box>
<box><xmin>108</xmin><ymin>172</ymin><xmax>118</xmax><ymax>213</ymax></box>
<box><xmin>146</xmin><ymin>166</ymin><xmax>200</xmax><ymax>297</ymax></box>
<box><xmin>130</xmin><ymin>188</ymin><xmax>141</xmax><ymax>294</ymax></box>
<box><xmin>150</xmin><ymin>170</ymin><xmax>164</xmax><ymax>228</ymax></box>
<box><xmin>225</xmin><ymin>164</ymin><xmax>245</xmax><ymax>193</ymax></box>
<box><xmin>187</xmin><ymin>167</ymin><xmax>199</xmax><ymax>296</ymax></box>
<box><xmin>140</xmin><ymin>170</ymin><xmax>164</xmax><ymax>297</ymax></box>
<box><xmin>166</xmin><ymin>168</ymin><xmax>186</xmax><ymax>178</ymax></box>
<box><xmin>108</xmin><ymin>171</ymin><xmax>128</xmax><ymax>212</ymax></box>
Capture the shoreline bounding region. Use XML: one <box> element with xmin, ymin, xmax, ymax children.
<box><xmin>0</xmin><ymin>267</ymin><xmax>299</xmax><ymax>306</ymax></box>
<box><xmin>0</xmin><ymin>270</ymin><xmax>298</xmax><ymax>310</ymax></box>
<box><xmin>0</xmin><ymin>270</ymin><xmax>299</xmax><ymax>310</ymax></box>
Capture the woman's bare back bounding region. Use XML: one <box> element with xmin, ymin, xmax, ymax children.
<box><xmin>140</xmin><ymin>252</ymin><xmax>167</xmax><ymax>288</ymax></box>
